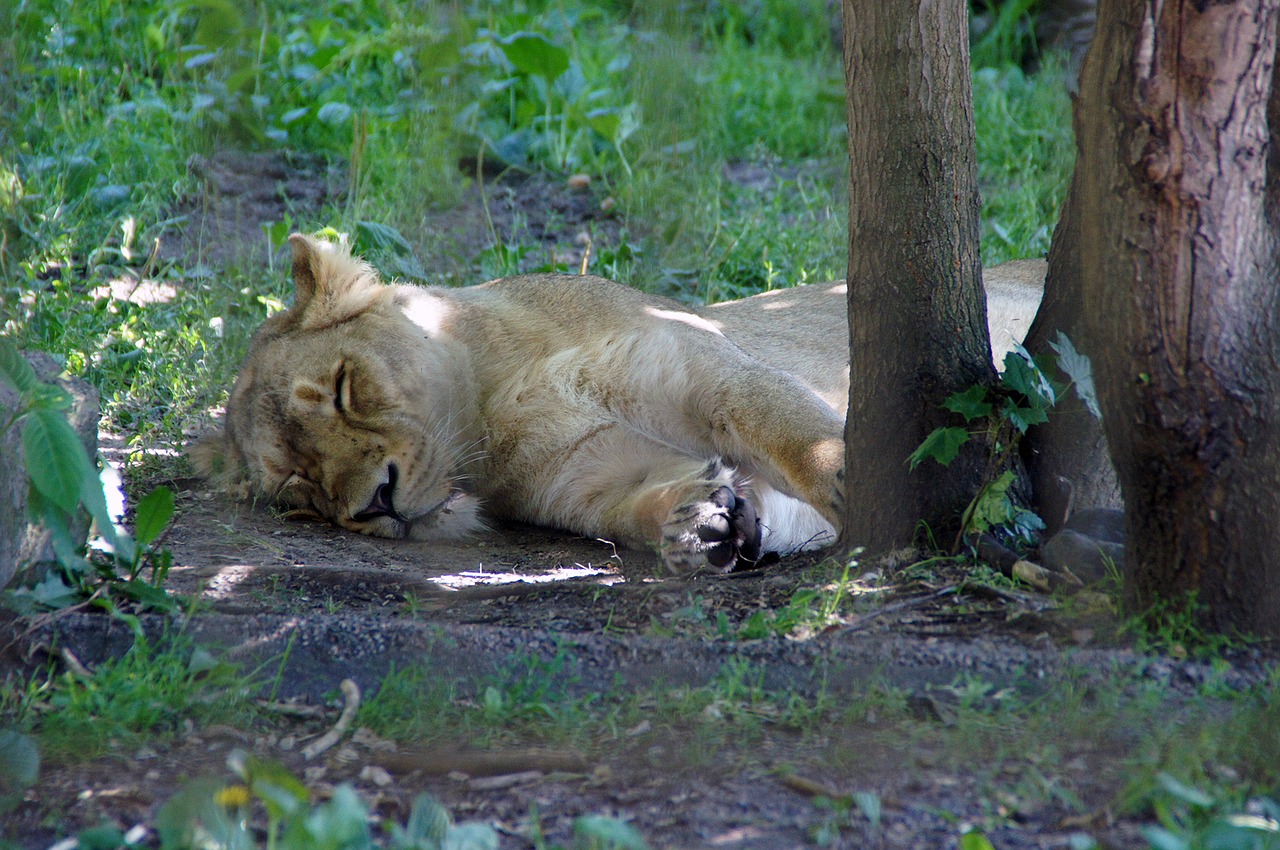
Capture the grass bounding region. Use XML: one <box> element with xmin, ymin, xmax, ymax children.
<box><xmin>1</xmin><ymin>0</ymin><xmax>1070</xmax><ymax>455</ymax></box>
<box><xmin>0</xmin><ymin>0</ymin><xmax>1172</xmax><ymax>845</ymax></box>
<box><xmin>3</xmin><ymin>631</ymin><xmax>257</xmax><ymax>765</ymax></box>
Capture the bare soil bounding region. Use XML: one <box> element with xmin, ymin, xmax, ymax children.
<box><xmin>6</xmin><ymin>151</ymin><xmax>1276</xmax><ymax>850</ymax></box>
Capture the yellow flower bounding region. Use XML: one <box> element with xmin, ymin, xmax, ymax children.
<box><xmin>214</xmin><ymin>784</ymin><xmax>252</xmax><ymax>809</ymax></box>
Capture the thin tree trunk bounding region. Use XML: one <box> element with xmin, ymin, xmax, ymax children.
<box><xmin>1077</xmin><ymin>0</ymin><xmax>1280</xmax><ymax>635</ymax></box>
<box><xmin>841</xmin><ymin>0</ymin><xmax>992</xmax><ymax>552</ymax></box>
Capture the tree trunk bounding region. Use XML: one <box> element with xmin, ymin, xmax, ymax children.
<box><xmin>1076</xmin><ymin>0</ymin><xmax>1280</xmax><ymax>636</ymax></box>
<box><xmin>841</xmin><ymin>0</ymin><xmax>993</xmax><ymax>552</ymax></box>
<box><xmin>1022</xmin><ymin>175</ymin><xmax>1122</xmax><ymax>533</ymax></box>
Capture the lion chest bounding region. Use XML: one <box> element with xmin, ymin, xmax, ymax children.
<box><xmin>472</xmin><ymin>336</ymin><xmax>697</xmax><ymax>501</ymax></box>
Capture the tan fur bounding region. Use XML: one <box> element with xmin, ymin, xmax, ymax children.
<box><xmin>194</xmin><ymin>235</ymin><xmax>1044</xmax><ymax>573</ymax></box>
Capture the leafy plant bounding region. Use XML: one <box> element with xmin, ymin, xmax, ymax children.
<box><xmin>908</xmin><ymin>332</ymin><xmax>1099</xmax><ymax>551</ymax></box>
<box><xmin>455</xmin><ymin>11</ymin><xmax>640</xmax><ymax>174</ymax></box>
<box><xmin>23</xmin><ymin>633</ymin><xmax>252</xmax><ymax>764</ymax></box>
<box><xmin>0</xmin><ymin>337</ymin><xmax>178</xmax><ymax>618</ymax></box>
<box><xmin>0</xmin><ymin>729</ymin><xmax>39</xmax><ymax>817</ymax></box>
<box><xmin>156</xmin><ymin>755</ymin><xmax>498</xmax><ymax>850</ymax></box>
<box><xmin>1140</xmin><ymin>773</ymin><xmax>1280</xmax><ymax>850</ymax></box>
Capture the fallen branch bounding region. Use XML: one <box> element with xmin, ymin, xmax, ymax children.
<box><xmin>302</xmin><ymin>678</ymin><xmax>360</xmax><ymax>760</ymax></box>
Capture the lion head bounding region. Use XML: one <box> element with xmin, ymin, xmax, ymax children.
<box><xmin>192</xmin><ymin>234</ymin><xmax>486</xmax><ymax>541</ymax></box>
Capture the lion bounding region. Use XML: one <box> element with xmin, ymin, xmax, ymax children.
<box><xmin>193</xmin><ymin>234</ymin><xmax>1044</xmax><ymax>573</ymax></box>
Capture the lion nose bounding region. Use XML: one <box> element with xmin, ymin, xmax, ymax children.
<box><xmin>353</xmin><ymin>463</ymin><xmax>406</xmax><ymax>522</ymax></box>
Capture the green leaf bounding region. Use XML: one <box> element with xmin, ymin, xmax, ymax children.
<box><xmin>304</xmin><ymin>784</ymin><xmax>372</xmax><ymax>849</ymax></box>
<box><xmin>958</xmin><ymin>831</ymin><xmax>997</xmax><ymax>850</ymax></box>
<box><xmin>1140</xmin><ymin>825</ymin><xmax>1190</xmax><ymax>850</ymax></box>
<box><xmin>497</xmin><ymin>32</ymin><xmax>569</xmax><ymax>81</ymax></box>
<box><xmin>1000</xmin><ymin>345</ymin><xmax>1056</xmax><ymax>411</ymax></box>
<box><xmin>572</xmin><ymin>814</ymin><xmax>649</xmax><ymax>850</ymax></box>
<box><xmin>942</xmin><ymin>385</ymin><xmax>993</xmax><ymax>422</ymax></box>
<box><xmin>134</xmin><ymin>486</ymin><xmax>175</xmax><ymax>548</ymax></box>
<box><xmin>445</xmin><ymin>822</ymin><xmax>501</xmax><ymax>850</ymax></box>
<box><xmin>316</xmin><ymin>101</ymin><xmax>352</xmax><ymax>126</ymax></box>
<box><xmin>119</xmin><ymin>578</ymin><xmax>179</xmax><ymax>613</ymax></box>
<box><xmin>156</xmin><ymin>777</ymin><xmax>248</xmax><ymax>850</ymax></box>
<box><xmin>852</xmin><ymin>791</ymin><xmax>882</xmax><ymax>830</ymax></box>
<box><xmin>969</xmin><ymin>470</ymin><xmax>1017</xmax><ymax>533</ymax></box>
<box><xmin>1154</xmin><ymin>773</ymin><xmax>1215</xmax><ymax>808</ymax></box>
<box><xmin>1050</xmin><ymin>332</ymin><xmax>1102</xmax><ymax>418</ymax></box>
<box><xmin>908</xmin><ymin>427</ymin><xmax>970</xmax><ymax>469</ymax></box>
<box><xmin>20</xmin><ymin>570</ymin><xmax>82</xmax><ymax>610</ymax></box>
<box><xmin>74</xmin><ymin>825</ymin><xmax>126</xmax><ymax>850</ymax></box>
<box><xmin>244</xmin><ymin>758</ymin><xmax>309</xmax><ymax>823</ymax></box>
<box><xmin>22</xmin><ymin>408</ymin><xmax>89</xmax><ymax>516</ymax></box>
<box><xmin>0</xmin><ymin>728</ymin><xmax>39</xmax><ymax>813</ymax></box>
<box><xmin>404</xmin><ymin>794</ymin><xmax>451</xmax><ymax>845</ymax></box>
<box><xmin>1001</xmin><ymin>397</ymin><xmax>1050</xmax><ymax>434</ymax></box>
<box><xmin>0</xmin><ymin>338</ymin><xmax>37</xmax><ymax>396</ymax></box>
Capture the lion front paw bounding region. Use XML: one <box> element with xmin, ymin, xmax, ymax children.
<box><xmin>660</xmin><ymin>483</ymin><xmax>763</xmax><ymax>574</ymax></box>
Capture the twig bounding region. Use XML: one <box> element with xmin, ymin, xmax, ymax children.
<box><xmin>302</xmin><ymin>679</ymin><xmax>360</xmax><ymax>760</ymax></box>
<box><xmin>832</xmin><ymin>585</ymin><xmax>959</xmax><ymax>634</ymax></box>
<box><xmin>60</xmin><ymin>647</ymin><xmax>93</xmax><ymax>678</ymax></box>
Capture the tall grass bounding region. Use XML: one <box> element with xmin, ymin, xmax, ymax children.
<box><xmin>0</xmin><ymin>0</ymin><xmax>1073</xmax><ymax>451</ymax></box>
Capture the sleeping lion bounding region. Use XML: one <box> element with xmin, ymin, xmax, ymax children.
<box><xmin>194</xmin><ymin>234</ymin><xmax>1043</xmax><ymax>573</ymax></box>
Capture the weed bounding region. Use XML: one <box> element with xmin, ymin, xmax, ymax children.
<box><xmin>156</xmin><ymin>759</ymin><xmax>501</xmax><ymax>850</ymax></box>
<box><xmin>1123</xmin><ymin>592</ymin><xmax>1246</xmax><ymax>661</ymax></box>
<box><xmin>909</xmin><ymin>333</ymin><xmax>1099</xmax><ymax>552</ymax></box>
<box><xmin>1</xmin><ymin>338</ymin><xmax>181</xmax><ymax>619</ymax></box>
<box><xmin>15</xmin><ymin>632</ymin><xmax>254</xmax><ymax>765</ymax></box>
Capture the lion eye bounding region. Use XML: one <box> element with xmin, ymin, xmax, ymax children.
<box><xmin>334</xmin><ymin>363</ymin><xmax>348</xmax><ymax>414</ymax></box>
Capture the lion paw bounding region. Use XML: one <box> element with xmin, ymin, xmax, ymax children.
<box><xmin>660</xmin><ymin>482</ymin><xmax>763</xmax><ymax>574</ymax></box>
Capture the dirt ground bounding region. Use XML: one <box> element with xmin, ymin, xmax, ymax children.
<box><xmin>6</xmin><ymin>151</ymin><xmax>1278</xmax><ymax>849</ymax></box>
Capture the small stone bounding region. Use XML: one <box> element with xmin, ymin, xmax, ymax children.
<box><xmin>359</xmin><ymin>765</ymin><xmax>394</xmax><ymax>787</ymax></box>
<box><xmin>567</xmin><ymin>174</ymin><xmax>591</xmax><ymax>191</ymax></box>
<box><xmin>1042</xmin><ymin>528</ymin><xmax>1124</xmax><ymax>585</ymax></box>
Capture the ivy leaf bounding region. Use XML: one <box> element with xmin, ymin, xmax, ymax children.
<box><xmin>1050</xmin><ymin>331</ymin><xmax>1101</xmax><ymax>418</ymax></box>
<box><xmin>908</xmin><ymin>427</ymin><xmax>969</xmax><ymax>469</ymax></box>
<box><xmin>942</xmin><ymin>385</ymin><xmax>993</xmax><ymax>423</ymax></box>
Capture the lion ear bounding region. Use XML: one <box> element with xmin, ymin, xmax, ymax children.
<box><xmin>288</xmin><ymin>233</ymin><xmax>322</xmax><ymax>313</ymax></box>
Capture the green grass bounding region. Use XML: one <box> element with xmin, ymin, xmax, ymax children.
<box><xmin>0</xmin><ymin>2</ymin><xmax>1096</xmax><ymax>837</ymax></box>
<box><xmin>4</xmin><ymin>633</ymin><xmax>257</xmax><ymax>765</ymax></box>
<box><xmin>1</xmin><ymin>0</ymin><xmax>1071</xmax><ymax>456</ymax></box>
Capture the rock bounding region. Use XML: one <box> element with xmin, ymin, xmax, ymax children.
<box><xmin>0</xmin><ymin>352</ymin><xmax>100</xmax><ymax>590</ymax></box>
<box><xmin>1041</xmin><ymin>508</ymin><xmax>1126</xmax><ymax>587</ymax></box>
<box><xmin>1063</xmin><ymin>507</ymin><xmax>1125</xmax><ymax>544</ymax></box>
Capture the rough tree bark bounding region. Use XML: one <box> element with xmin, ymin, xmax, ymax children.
<box><xmin>1076</xmin><ymin>0</ymin><xmax>1280</xmax><ymax>636</ymax></box>
<box><xmin>1022</xmin><ymin>177</ymin><xmax>1122</xmax><ymax>533</ymax></box>
<box><xmin>841</xmin><ymin>0</ymin><xmax>994</xmax><ymax>552</ymax></box>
